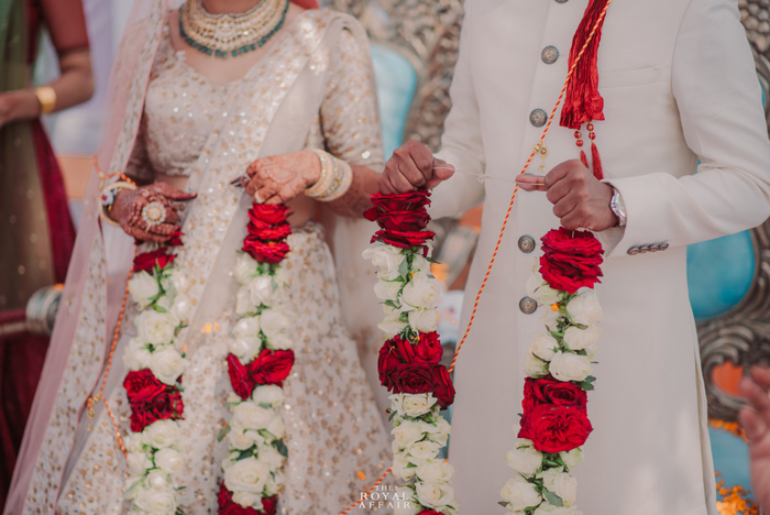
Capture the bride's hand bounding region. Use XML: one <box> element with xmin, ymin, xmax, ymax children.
<box><xmin>111</xmin><ymin>183</ymin><xmax>197</xmax><ymax>243</ymax></box>
<box><xmin>242</xmin><ymin>150</ymin><xmax>321</xmax><ymax>205</ymax></box>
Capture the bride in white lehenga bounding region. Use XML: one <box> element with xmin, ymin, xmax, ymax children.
<box><xmin>4</xmin><ymin>1</ymin><xmax>395</xmax><ymax>513</ymax></box>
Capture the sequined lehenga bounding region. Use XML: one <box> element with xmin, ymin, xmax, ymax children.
<box><xmin>5</xmin><ymin>7</ymin><xmax>391</xmax><ymax>515</ymax></box>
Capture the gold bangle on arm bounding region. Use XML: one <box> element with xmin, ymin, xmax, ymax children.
<box><xmin>34</xmin><ymin>86</ymin><xmax>57</xmax><ymax>114</ymax></box>
<box><xmin>318</xmin><ymin>158</ymin><xmax>353</xmax><ymax>202</ymax></box>
<box><xmin>98</xmin><ymin>181</ymin><xmax>137</xmax><ymax>227</ymax></box>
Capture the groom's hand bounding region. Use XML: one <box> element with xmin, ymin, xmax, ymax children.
<box><xmin>379</xmin><ymin>140</ymin><xmax>455</xmax><ymax>194</ymax></box>
<box><xmin>516</xmin><ymin>159</ymin><xmax>617</xmax><ymax>231</ymax></box>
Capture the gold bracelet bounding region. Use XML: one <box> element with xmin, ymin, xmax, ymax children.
<box><xmin>98</xmin><ymin>181</ymin><xmax>137</xmax><ymax>227</ymax></box>
<box><xmin>34</xmin><ymin>86</ymin><xmax>57</xmax><ymax>115</ymax></box>
<box><xmin>305</xmin><ymin>148</ymin><xmax>334</xmax><ymax>197</ymax></box>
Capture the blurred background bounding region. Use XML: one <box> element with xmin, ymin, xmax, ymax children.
<box><xmin>3</xmin><ymin>0</ymin><xmax>770</xmax><ymax>513</ymax></box>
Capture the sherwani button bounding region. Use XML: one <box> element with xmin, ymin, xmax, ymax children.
<box><xmin>530</xmin><ymin>109</ymin><xmax>547</xmax><ymax>127</ymax></box>
<box><xmin>519</xmin><ymin>296</ymin><xmax>538</xmax><ymax>314</ymax></box>
<box><xmin>555</xmin><ymin>0</ymin><xmax>568</xmax><ymax>3</ymax></box>
<box><xmin>660</xmin><ymin>243</ymin><xmax>670</xmax><ymax>251</ymax></box>
<box><xmin>541</xmin><ymin>46</ymin><xmax>559</xmax><ymax>65</ymax></box>
<box><xmin>627</xmin><ymin>247</ymin><xmax>641</xmax><ymax>255</ymax></box>
<box><xmin>639</xmin><ymin>245</ymin><xmax>651</xmax><ymax>253</ymax></box>
<box><xmin>518</xmin><ymin>235</ymin><xmax>536</xmax><ymax>253</ymax></box>
<box><xmin>650</xmin><ymin>244</ymin><xmax>661</xmax><ymax>252</ymax></box>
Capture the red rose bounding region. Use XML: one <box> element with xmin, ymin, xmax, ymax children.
<box><xmin>417</xmin><ymin>511</ymin><xmax>444</xmax><ymax>515</ymax></box>
<box><xmin>260</xmin><ymin>496</ymin><xmax>278</xmax><ymax>515</ymax></box>
<box><xmin>392</xmin><ymin>335</ymin><xmax>416</xmax><ymax>363</ymax></box>
<box><xmin>248</xmin><ymin>224</ymin><xmax>292</xmax><ymax>242</ymax></box>
<box><xmin>133</xmin><ymin>249</ymin><xmax>176</xmax><ymax>273</ymax></box>
<box><xmin>217</xmin><ymin>483</ymin><xmax>277</xmax><ymax>515</ymax></box>
<box><xmin>371</xmin><ymin>229</ymin><xmax>435</xmax><ymax>250</ymax></box>
<box><xmin>124</xmin><ymin>369</ymin><xmax>183</xmax><ymax>432</ymax></box>
<box><xmin>431</xmin><ymin>365</ymin><xmax>455</xmax><ymax>408</ymax></box>
<box><xmin>166</xmin><ymin>229</ymin><xmax>184</xmax><ymax>247</ymax></box>
<box><xmin>393</xmin><ymin>363</ymin><xmax>435</xmax><ymax>395</ymax></box>
<box><xmin>523</xmin><ymin>376</ymin><xmax>587</xmax><ymax>413</ymax></box>
<box><xmin>242</xmin><ymin>239</ymin><xmax>291</xmax><ymax>264</ymax></box>
<box><xmin>124</xmin><ymin>369</ymin><xmax>166</xmax><ymax>403</ymax></box>
<box><xmin>366</xmin><ymin>190</ymin><xmax>431</xmax><ymax>217</ymax></box>
<box><xmin>518</xmin><ymin>404</ymin><xmax>593</xmax><ymax>453</ymax></box>
<box><xmin>414</xmin><ymin>332</ymin><xmax>443</xmax><ymax>364</ymax></box>
<box><xmin>248</xmin><ymin>349</ymin><xmax>295</xmax><ymax>386</ymax></box>
<box><xmin>539</xmin><ymin>228</ymin><xmax>604</xmax><ymax>294</ymax></box>
<box><xmin>226</xmin><ymin>353</ymin><xmax>256</xmax><ymax>400</ymax></box>
<box><xmin>378</xmin><ymin>342</ymin><xmax>401</xmax><ymax>390</ymax></box>
<box><xmin>373</xmin><ymin>210</ymin><xmax>431</xmax><ymax>232</ymax></box>
<box><xmin>248</xmin><ymin>204</ymin><xmax>290</xmax><ymax>226</ymax></box>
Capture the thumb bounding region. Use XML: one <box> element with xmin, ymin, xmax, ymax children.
<box><xmin>426</xmin><ymin>160</ymin><xmax>454</xmax><ymax>189</ymax></box>
<box><xmin>153</xmin><ymin>182</ymin><xmax>197</xmax><ymax>201</ymax></box>
<box><xmin>739</xmin><ymin>406</ymin><xmax>768</xmax><ymax>443</ymax></box>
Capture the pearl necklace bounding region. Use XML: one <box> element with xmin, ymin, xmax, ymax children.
<box><xmin>179</xmin><ymin>0</ymin><xmax>290</xmax><ymax>58</ymax></box>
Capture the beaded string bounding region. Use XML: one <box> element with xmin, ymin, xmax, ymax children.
<box><xmin>337</xmin><ymin>4</ymin><xmax>614</xmax><ymax>510</ymax></box>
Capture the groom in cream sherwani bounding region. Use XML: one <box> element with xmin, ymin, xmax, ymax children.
<box><xmin>381</xmin><ymin>0</ymin><xmax>770</xmax><ymax>513</ymax></box>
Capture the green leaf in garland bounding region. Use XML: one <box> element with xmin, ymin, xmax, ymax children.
<box><xmin>398</xmin><ymin>258</ymin><xmax>410</xmax><ymax>280</ymax></box>
<box><xmin>235</xmin><ymin>447</ymin><xmax>256</xmax><ymax>461</ymax></box>
<box><xmin>272</xmin><ymin>439</ymin><xmax>289</xmax><ymax>458</ymax></box>
<box><xmin>217</xmin><ymin>425</ymin><xmax>231</xmax><ymax>443</ymax></box>
<box><xmin>543</xmin><ymin>490</ymin><xmax>564</xmax><ymax>507</ymax></box>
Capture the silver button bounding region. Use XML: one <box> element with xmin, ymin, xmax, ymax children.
<box><xmin>530</xmin><ymin>109</ymin><xmax>547</xmax><ymax>127</ymax></box>
<box><xmin>627</xmin><ymin>247</ymin><xmax>641</xmax><ymax>256</ymax></box>
<box><xmin>541</xmin><ymin>46</ymin><xmax>559</xmax><ymax>65</ymax></box>
<box><xmin>518</xmin><ymin>235</ymin><xmax>536</xmax><ymax>253</ymax></box>
<box><xmin>519</xmin><ymin>296</ymin><xmax>538</xmax><ymax>314</ymax></box>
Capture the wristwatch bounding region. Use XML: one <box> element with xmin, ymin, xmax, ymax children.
<box><xmin>609</xmin><ymin>187</ymin><xmax>627</xmax><ymax>228</ymax></box>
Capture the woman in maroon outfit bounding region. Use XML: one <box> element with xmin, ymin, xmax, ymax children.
<box><xmin>0</xmin><ymin>0</ymin><xmax>92</xmax><ymax>507</ymax></box>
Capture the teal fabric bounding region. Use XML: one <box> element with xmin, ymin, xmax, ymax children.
<box><xmin>370</xmin><ymin>43</ymin><xmax>417</xmax><ymax>160</ymax></box>
<box><xmin>687</xmin><ymin>231</ymin><xmax>755</xmax><ymax>320</ymax></box>
<box><xmin>708</xmin><ymin>426</ymin><xmax>754</xmax><ymax>501</ymax></box>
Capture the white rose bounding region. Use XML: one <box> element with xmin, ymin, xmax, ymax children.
<box><xmin>524</xmin><ymin>353</ymin><xmax>549</xmax><ymax>379</ymax></box>
<box><xmin>408</xmin><ymin>308</ymin><xmax>439</xmax><ymax>333</ymax></box>
<box><xmin>567</xmin><ymin>290</ymin><xmax>604</xmax><ymax>326</ymax></box>
<box><xmin>126</xmin><ymin>450</ymin><xmax>152</xmax><ymax>476</ymax></box>
<box><xmin>392</xmin><ymin>421</ymin><xmax>425</xmax><ymax>450</ymax></box>
<box><xmin>374</xmin><ymin>279</ymin><xmax>402</xmax><ymax>301</ymax></box>
<box><xmin>530</xmin><ymin>333</ymin><xmax>559</xmax><ymax>361</ymax></box>
<box><xmin>125</xmin><ymin>433</ymin><xmax>144</xmax><ymax>454</ymax></box>
<box><xmin>393</xmin><ymin>486</ymin><xmax>419</xmax><ymax>515</ymax></box>
<box><xmin>142</xmin><ymin>420</ymin><xmax>180</xmax><ymax>449</ymax></box>
<box><xmin>534</xmin><ymin>504</ymin><xmax>582</xmax><ymax>515</ymax></box>
<box><xmin>235</xmin><ymin>286</ymin><xmax>256</xmax><ymax>315</ymax></box>
<box><xmin>122</xmin><ymin>338</ymin><xmax>152</xmax><ymax>371</ymax></box>
<box><xmin>155</xmin><ymin>294</ymin><xmax>172</xmax><ymax>312</ymax></box>
<box><xmin>411</xmin><ymin>254</ymin><xmax>431</xmax><ymax>276</ymax></box>
<box><xmin>231</xmin><ymin>491</ymin><xmax>260</xmax><ymax>508</ymax></box>
<box><xmin>134</xmin><ymin>485</ymin><xmax>177</xmax><ymax>514</ymax></box>
<box><xmin>228</xmin><ymin>421</ymin><xmax>259</xmax><ymax>450</ymax></box>
<box><xmin>233</xmin><ymin>316</ymin><xmax>261</xmax><ymax>340</ymax></box>
<box><xmin>427</xmin><ymin>417</ymin><xmax>451</xmax><ymax>446</ymax></box>
<box><xmin>260</xmin><ymin>309</ymin><xmax>289</xmax><ymax>340</ymax></box>
<box><xmin>252</xmin><ymin>385</ymin><xmax>285</xmax><ymax>408</ymax></box>
<box><xmin>392</xmin><ymin>451</ymin><xmax>416</xmax><ymax>480</ymax></box>
<box><xmin>405</xmin><ymin>440</ymin><xmax>442</xmax><ymax>462</ymax></box>
<box><xmin>548</xmin><ymin>352</ymin><xmax>592</xmax><ymax>382</ymax></box>
<box><xmin>247</xmin><ymin>276</ymin><xmax>274</xmax><ymax>307</ymax></box>
<box><xmin>505</xmin><ymin>439</ymin><xmax>543</xmax><ymax>477</ymax></box>
<box><xmin>223</xmin><ymin>457</ymin><xmax>270</xmax><ymax>494</ymax></box>
<box><xmin>258</xmin><ymin>444</ymin><xmax>285</xmax><ymax>469</ymax></box>
<box><xmin>500</xmin><ymin>476</ymin><xmax>542</xmax><ymax>511</ymax></box>
<box><xmin>266</xmin><ymin>414</ymin><xmax>285</xmax><ymax>439</ymax></box>
<box><xmin>149</xmin><ymin>347</ymin><xmax>186</xmax><ymax>385</ymax></box>
<box><xmin>146</xmin><ymin>469</ymin><xmax>171</xmax><ymax>491</ymax></box>
<box><xmin>129</xmin><ymin>271</ymin><xmax>159</xmax><ymax>308</ymax></box>
<box><xmin>363</xmin><ymin>243</ymin><xmax>406</xmax><ymax>280</ymax></box>
<box><xmin>526</xmin><ymin>273</ymin><xmax>561</xmax><ymax>307</ymax></box>
<box><xmin>230</xmin><ymin>338</ymin><xmax>261</xmax><ymax>363</ymax></box>
<box><xmin>263</xmin><ymin>469</ymin><xmax>284</xmax><ymax>496</ymax></box>
<box><xmin>563</xmin><ymin>325</ymin><xmax>601</xmax><ymax>352</ymax></box>
<box><xmin>169</xmin><ymin>269</ymin><xmax>190</xmax><ymax>295</ymax></box>
<box><xmin>538</xmin><ymin>468</ymin><xmax>578</xmax><ymax>507</ymax></box>
<box><xmin>379</xmin><ymin>306</ymin><xmax>408</xmax><ymax>335</ymax></box>
<box><xmin>415</xmin><ymin>481</ymin><xmax>455</xmax><ymax>509</ymax></box>
<box><xmin>401</xmin><ymin>274</ymin><xmax>441</xmax><ymax>310</ymax></box>
<box><xmin>560</xmin><ymin>448</ymin><xmax>584</xmax><ymax>471</ymax></box>
<box><xmin>268</xmin><ymin>333</ymin><xmax>293</xmax><ymax>350</ymax></box>
<box><xmin>170</xmin><ymin>293</ymin><xmax>193</xmax><ymax>323</ymax></box>
<box><xmin>234</xmin><ymin>253</ymin><xmax>258</xmax><ymax>284</ymax></box>
<box><xmin>540</xmin><ymin>308</ymin><xmax>562</xmax><ymax>333</ymax></box>
<box><xmin>233</xmin><ymin>402</ymin><xmax>274</xmax><ymax>430</ymax></box>
<box><xmin>416</xmin><ymin>459</ymin><xmax>455</xmax><ymax>484</ymax></box>
<box><xmin>399</xmin><ymin>393</ymin><xmax>438</xmax><ymax>417</ymax></box>
<box><xmin>136</xmin><ymin>310</ymin><xmax>179</xmax><ymax>346</ymax></box>
<box><xmin>154</xmin><ymin>447</ymin><xmax>183</xmax><ymax>474</ymax></box>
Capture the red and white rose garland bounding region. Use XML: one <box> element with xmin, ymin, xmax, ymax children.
<box><xmin>500</xmin><ymin>228</ymin><xmax>604</xmax><ymax>515</ymax></box>
<box><xmin>123</xmin><ymin>231</ymin><xmax>192</xmax><ymax>515</ymax></box>
<box><xmin>363</xmin><ymin>190</ymin><xmax>458</xmax><ymax>515</ymax></box>
<box><xmin>219</xmin><ymin>203</ymin><xmax>295</xmax><ymax>515</ymax></box>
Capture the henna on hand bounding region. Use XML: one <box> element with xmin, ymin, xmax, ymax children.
<box><xmin>111</xmin><ymin>183</ymin><xmax>196</xmax><ymax>243</ymax></box>
<box><xmin>243</xmin><ymin>150</ymin><xmax>321</xmax><ymax>205</ymax></box>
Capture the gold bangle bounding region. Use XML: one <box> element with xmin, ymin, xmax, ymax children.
<box><xmin>98</xmin><ymin>181</ymin><xmax>137</xmax><ymax>227</ymax></box>
<box><xmin>318</xmin><ymin>159</ymin><xmax>353</xmax><ymax>202</ymax></box>
<box><xmin>34</xmin><ymin>86</ymin><xmax>57</xmax><ymax>115</ymax></box>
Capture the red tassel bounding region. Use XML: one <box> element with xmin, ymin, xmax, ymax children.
<box><xmin>591</xmin><ymin>142</ymin><xmax>604</xmax><ymax>180</ymax></box>
<box><xmin>579</xmin><ymin>149</ymin><xmax>589</xmax><ymax>169</ymax></box>
<box><xmin>560</xmin><ymin>0</ymin><xmax>610</xmax><ymax>130</ymax></box>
